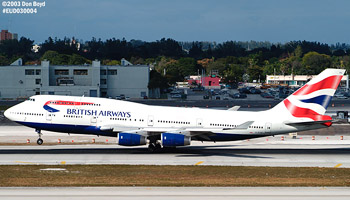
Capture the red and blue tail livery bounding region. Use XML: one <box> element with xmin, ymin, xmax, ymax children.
<box><xmin>275</xmin><ymin>68</ymin><xmax>345</xmax><ymax>127</ymax></box>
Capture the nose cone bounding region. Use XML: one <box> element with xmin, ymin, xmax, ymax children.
<box><xmin>4</xmin><ymin>109</ymin><xmax>10</xmax><ymax>119</ymax></box>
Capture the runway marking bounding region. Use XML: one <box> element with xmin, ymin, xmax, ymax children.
<box><xmin>195</xmin><ymin>161</ymin><xmax>204</xmax><ymax>165</ymax></box>
<box><xmin>15</xmin><ymin>161</ymin><xmax>37</xmax><ymax>164</ymax></box>
<box><xmin>334</xmin><ymin>164</ymin><xmax>343</xmax><ymax>168</ymax></box>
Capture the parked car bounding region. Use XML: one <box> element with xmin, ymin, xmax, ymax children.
<box><xmin>238</xmin><ymin>87</ymin><xmax>251</xmax><ymax>94</ymax></box>
<box><xmin>192</xmin><ymin>87</ymin><xmax>204</xmax><ymax>91</ymax></box>
<box><xmin>115</xmin><ymin>96</ymin><xmax>122</xmax><ymax>100</ymax></box>
<box><xmin>232</xmin><ymin>93</ymin><xmax>247</xmax><ymax>99</ymax></box>
<box><xmin>250</xmin><ymin>88</ymin><xmax>261</xmax><ymax>94</ymax></box>
<box><xmin>203</xmin><ymin>95</ymin><xmax>209</xmax><ymax>99</ymax></box>
<box><xmin>337</xmin><ymin>95</ymin><xmax>348</xmax><ymax>99</ymax></box>
<box><xmin>170</xmin><ymin>90</ymin><xmax>181</xmax><ymax>95</ymax></box>
<box><xmin>171</xmin><ymin>94</ymin><xmax>182</xmax><ymax>98</ymax></box>
<box><xmin>215</xmin><ymin>96</ymin><xmax>221</xmax><ymax>100</ymax></box>
<box><xmin>260</xmin><ymin>92</ymin><xmax>274</xmax><ymax>98</ymax></box>
<box><xmin>334</xmin><ymin>93</ymin><xmax>348</xmax><ymax>99</ymax></box>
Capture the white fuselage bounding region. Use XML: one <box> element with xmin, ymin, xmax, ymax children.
<box><xmin>4</xmin><ymin>95</ymin><xmax>323</xmax><ymax>142</ymax></box>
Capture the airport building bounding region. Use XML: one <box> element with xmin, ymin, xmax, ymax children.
<box><xmin>266</xmin><ymin>74</ymin><xmax>349</xmax><ymax>89</ymax></box>
<box><xmin>0</xmin><ymin>59</ymin><xmax>149</xmax><ymax>99</ymax></box>
<box><xmin>187</xmin><ymin>75</ymin><xmax>221</xmax><ymax>89</ymax></box>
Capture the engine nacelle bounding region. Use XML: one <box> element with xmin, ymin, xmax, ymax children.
<box><xmin>118</xmin><ymin>133</ymin><xmax>147</xmax><ymax>146</ymax></box>
<box><xmin>161</xmin><ymin>133</ymin><xmax>191</xmax><ymax>147</ymax></box>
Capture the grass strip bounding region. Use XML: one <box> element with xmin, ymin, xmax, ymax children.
<box><xmin>0</xmin><ymin>165</ymin><xmax>349</xmax><ymax>187</ymax></box>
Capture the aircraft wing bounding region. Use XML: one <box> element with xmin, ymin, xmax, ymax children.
<box><xmin>100</xmin><ymin>121</ymin><xmax>254</xmax><ymax>136</ymax></box>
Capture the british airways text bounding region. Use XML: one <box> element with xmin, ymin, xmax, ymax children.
<box><xmin>67</xmin><ymin>108</ymin><xmax>131</xmax><ymax>118</ymax></box>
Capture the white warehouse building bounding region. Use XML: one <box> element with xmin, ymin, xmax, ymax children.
<box><xmin>266</xmin><ymin>74</ymin><xmax>349</xmax><ymax>89</ymax></box>
<box><xmin>0</xmin><ymin>59</ymin><xmax>149</xmax><ymax>99</ymax></box>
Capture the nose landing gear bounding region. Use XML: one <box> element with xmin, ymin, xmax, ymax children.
<box><xmin>37</xmin><ymin>138</ymin><xmax>43</xmax><ymax>145</ymax></box>
<box><xmin>36</xmin><ymin>129</ymin><xmax>43</xmax><ymax>145</ymax></box>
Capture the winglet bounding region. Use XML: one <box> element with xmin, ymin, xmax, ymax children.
<box><xmin>228</xmin><ymin>106</ymin><xmax>240</xmax><ymax>111</ymax></box>
<box><xmin>236</xmin><ymin>121</ymin><xmax>254</xmax><ymax>129</ymax></box>
<box><xmin>223</xmin><ymin>121</ymin><xmax>254</xmax><ymax>130</ymax></box>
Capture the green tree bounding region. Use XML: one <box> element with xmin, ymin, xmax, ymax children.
<box><xmin>176</xmin><ymin>57</ymin><xmax>197</xmax><ymax>77</ymax></box>
<box><xmin>41</xmin><ymin>50</ymin><xmax>59</xmax><ymax>62</ymax></box>
<box><xmin>148</xmin><ymin>70</ymin><xmax>169</xmax><ymax>90</ymax></box>
<box><xmin>165</xmin><ymin>63</ymin><xmax>182</xmax><ymax>84</ymax></box>
<box><xmin>247</xmin><ymin>65</ymin><xmax>263</xmax><ymax>82</ymax></box>
<box><xmin>0</xmin><ymin>55</ymin><xmax>9</xmax><ymax>65</ymax></box>
<box><xmin>222</xmin><ymin>64</ymin><xmax>244</xmax><ymax>84</ymax></box>
<box><xmin>294</xmin><ymin>45</ymin><xmax>303</xmax><ymax>58</ymax></box>
<box><xmin>104</xmin><ymin>60</ymin><xmax>121</xmax><ymax>65</ymax></box>
<box><xmin>302</xmin><ymin>52</ymin><xmax>331</xmax><ymax>74</ymax></box>
<box><xmin>207</xmin><ymin>59</ymin><xmax>226</xmax><ymax>75</ymax></box>
<box><xmin>69</xmin><ymin>54</ymin><xmax>91</xmax><ymax>65</ymax></box>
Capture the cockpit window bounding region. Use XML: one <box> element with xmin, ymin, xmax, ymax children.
<box><xmin>26</xmin><ymin>98</ymin><xmax>35</xmax><ymax>102</ymax></box>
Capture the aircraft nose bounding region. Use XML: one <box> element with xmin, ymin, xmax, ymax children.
<box><xmin>4</xmin><ymin>109</ymin><xmax>9</xmax><ymax>119</ymax></box>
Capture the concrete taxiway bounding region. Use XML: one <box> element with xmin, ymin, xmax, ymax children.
<box><xmin>0</xmin><ymin>126</ymin><xmax>349</xmax><ymax>167</ymax></box>
<box><xmin>0</xmin><ymin>187</ymin><xmax>350</xmax><ymax>200</ymax></box>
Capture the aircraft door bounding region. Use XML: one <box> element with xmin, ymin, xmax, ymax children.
<box><xmin>196</xmin><ymin>118</ymin><xmax>203</xmax><ymax>127</ymax></box>
<box><xmin>147</xmin><ymin>115</ymin><xmax>154</xmax><ymax>126</ymax></box>
<box><xmin>46</xmin><ymin>113</ymin><xmax>52</xmax><ymax>123</ymax></box>
<box><xmin>265</xmin><ymin>122</ymin><xmax>272</xmax><ymax>133</ymax></box>
<box><xmin>90</xmin><ymin>116</ymin><xmax>97</xmax><ymax>126</ymax></box>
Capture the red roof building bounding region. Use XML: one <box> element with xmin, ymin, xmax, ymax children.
<box><xmin>188</xmin><ymin>75</ymin><xmax>221</xmax><ymax>89</ymax></box>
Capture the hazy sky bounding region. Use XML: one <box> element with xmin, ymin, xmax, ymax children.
<box><xmin>1</xmin><ymin>0</ymin><xmax>350</xmax><ymax>44</ymax></box>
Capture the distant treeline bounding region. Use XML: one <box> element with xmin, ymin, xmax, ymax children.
<box><xmin>1</xmin><ymin>36</ymin><xmax>350</xmax><ymax>90</ymax></box>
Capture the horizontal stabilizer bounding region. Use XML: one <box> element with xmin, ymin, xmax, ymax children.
<box><xmin>285</xmin><ymin>120</ymin><xmax>333</xmax><ymax>127</ymax></box>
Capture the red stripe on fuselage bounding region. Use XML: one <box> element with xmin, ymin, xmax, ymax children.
<box><xmin>44</xmin><ymin>100</ymin><xmax>94</xmax><ymax>106</ymax></box>
<box><xmin>293</xmin><ymin>75</ymin><xmax>342</xmax><ymax>96</ymax></box>
<box><xmin>283</xmin><ymin>99</ymin><xmax>332</xmax><ymax>126</ymax></box>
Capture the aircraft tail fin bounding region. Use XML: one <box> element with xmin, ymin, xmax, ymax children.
<box><xmin>271</xmin><ymin>68</ymin><xmax>345</xmax><ymax>124</ymax></box>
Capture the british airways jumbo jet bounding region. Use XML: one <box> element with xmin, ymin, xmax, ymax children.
<box><xmin>4</xmin><ymin>68</ymin><xmax>345</xmax><ymax>151</ymax></box>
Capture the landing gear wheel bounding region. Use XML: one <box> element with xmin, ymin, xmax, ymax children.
<box><xmin>37</xmin><ymin>138</ymin><xmax>43</xmax><ymax>145</ymax></box>
<box><xmin>155</xmin><ymin>143</ymin><xmax>162</xmax><ymax>149</ymax></box>
<box><xmin>148</xmin><ymin>143</ymin><xmax>156</xmax><ymax>152</ymax></box>
<box><xmin>35</xmin><ymin>129</ymin><xmax>43</xmax><ymax>145</ymax></box>
<box><xmin>148</xmin><ymin>143</ymin><xmax>162</xmax><ymax>153</ymax></box>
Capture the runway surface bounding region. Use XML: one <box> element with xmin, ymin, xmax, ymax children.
<box><xmin>0</xmin><ymin>126</ymin><xmax>349</xmax><ymax>167</ymax></box>
<box><xmin>0</xmin><ymin>187</ymin><xmax>350</xmax><ymax>200</ymax></box>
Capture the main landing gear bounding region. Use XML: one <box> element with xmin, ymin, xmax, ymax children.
<box><xmin>148</xmin><ymin>142</ymin><xmax>162</xmax><ymax>153</ymax></box>
<box><xmin>36</xmin><ymin>129</ymin><xmax>43</xmax><ymax>145</ymax></box>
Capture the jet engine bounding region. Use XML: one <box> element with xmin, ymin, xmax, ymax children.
<box><xmin>117</xmin><ymin>133</ymin><xmax>147</xmax><ymax>146</ymax></box>
<box><xmin>161</xmin><ymin>133</ymin><xmax>191</xmax><ymax>147</ymax></box>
